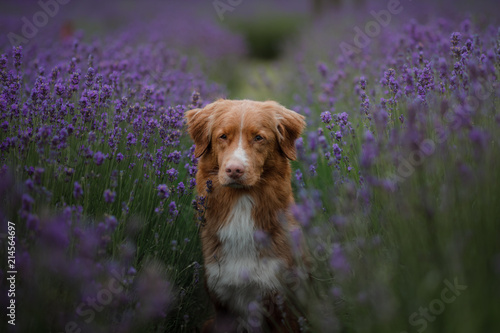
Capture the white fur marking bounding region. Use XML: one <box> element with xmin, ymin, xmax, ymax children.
<box><xmin>228</xmin><ymin>110</ymin><xmax>249</xmax><ymax>166</ymax></box>
<box><xmin>232</xmin><ymin>144</ymin><xmax>248</xmax><ymax>167</ymax></box>
<box><xmin>206</xmin><ymin>195</ymin><xmax>283</xmax><ymax>314</ymax></box>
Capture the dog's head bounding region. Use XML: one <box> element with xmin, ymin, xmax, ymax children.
<box><xmin>185</xmin><ymin>99</ymin><xmax>305</xmax><ymax>188</ymax></box>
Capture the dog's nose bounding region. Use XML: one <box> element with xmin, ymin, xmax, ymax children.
<box><xmin>225</xmin><ymin>162</ymin><xmax>245</xmax><ymax>179</ymax></box>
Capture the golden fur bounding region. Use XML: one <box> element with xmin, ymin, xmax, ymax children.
<box><xmin>185</xmin><ymin>99</ymin><xmax>307</xmax><ymax>332</ymax></box>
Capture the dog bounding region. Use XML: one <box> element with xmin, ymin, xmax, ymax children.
<box><xmin>185</xmin><ymin>99</ymin><xmax>307</xmax><ymax>332</ymax></box>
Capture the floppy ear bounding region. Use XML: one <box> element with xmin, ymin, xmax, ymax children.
<box><xmin>185</xmin><ymin>106</ymin><xmax>213</xmax><ymax>158</ymax></box>
<box><xmin>274</xmin><ymin>103</ymin><xmax>306</xmax><ymax>160</ymax></box>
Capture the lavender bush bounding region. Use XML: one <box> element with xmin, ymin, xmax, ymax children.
<box><xmin>284</xmin><ymin>6</ymin><xmax>500</xmax><ymax>333</ymax></box>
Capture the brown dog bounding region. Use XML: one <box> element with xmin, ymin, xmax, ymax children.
<box><xmin>186</xmin><ymin>99</ymin><xmax>307</xmax><ymax>332</ymax></box>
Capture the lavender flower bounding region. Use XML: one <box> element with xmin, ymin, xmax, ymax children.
<box><xmin>73</xmin><ymin>181</ymin><xmax>83</xmax><ymax>200</ymax></box>
<box><xmin>157</xmin><ymin>184</ymin><xmax>170</xmax><ymax>199</ymax></box>
<box><xmin>103</xmin><ymin>189</ymin><xmax>116</xmax><ymax>203</ymax></box>
<box><xmin>321</xmin><ymin>111</ymin><xmax>332</xmax><ymax>124</ymax></box>
<box><xmin>329</xmin><ymin>243</ymin><xmax>350</xmax><ymax>274</ymax></box>
<box><xmin>168</xmin><ymin>201</ymin><xmax>178</xmax><ymax>216</ymax></box>
<box><xmin>93</xmin><ymin>151</ymin><xmax>107</xmax><ymax>165</ymax></box>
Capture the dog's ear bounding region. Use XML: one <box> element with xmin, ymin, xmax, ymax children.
<box><xmin>185</xmin><ymin>105</ymin><xmax>214</xmax><ymax>158</ymax></box>
<box><xmin>273</xmin><ymin>103</ymin><xmax>306</xmax><ymax>161</ymax></box>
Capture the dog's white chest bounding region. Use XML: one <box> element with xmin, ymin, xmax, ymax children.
<box><xmin>205</xmin><ymin>195</ymin><xmax>283</xmax><ymax>313</ymax></box>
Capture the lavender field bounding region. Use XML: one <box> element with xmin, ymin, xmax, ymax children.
<box><xmin>1</xmin><ymin>0</ymin><xmax>499</xmax><ymax>332</ymax></box>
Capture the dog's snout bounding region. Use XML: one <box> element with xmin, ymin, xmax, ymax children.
<box><xmin>225</xmin><ymin>162</ymin><xmax>245</xmax><ymax>179</ymax></box>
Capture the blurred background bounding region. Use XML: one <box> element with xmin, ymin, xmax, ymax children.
<box><xmin>1</xmin><ymin>0</ymin><xmax>499</xmax><ymax>101</ymax></box>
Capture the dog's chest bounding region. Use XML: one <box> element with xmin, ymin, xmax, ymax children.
<box><xmin>205</xmin><ymin>195</ymin><xmax>283</xmax><ymax>312</ymax></box>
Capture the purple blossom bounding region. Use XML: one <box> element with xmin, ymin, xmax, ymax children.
<box><xmin>73</xmin><ymin>181</ymin><xmax>83</xmax><ymax>199</ymax></box>
<box><xmin>127</xmin><ymin>132</ymin><xmax>137</xmax><ymax>146</ymax></box>
<box><xmin>167</xmin><ymin>150</ymin><xmax>182</xmax><ymax>164</ymax></box>
<box><xmin>177</xmin><ymin>182</ymin><xmax>186</xmax><ymax>195</ymax></box>
<box><xmin>330</xmin><ymin>243</ymin><xmax>350</xmax><ymax>274</ymax></box>
<box><xmin>166</xmin><ymin>168</ymin><xmax>179</xmax><ymax>182</ymax></box>
<box><xmin>321</xmin><ymin>111</ymin><xmax>332</xmax><ymax>124</ymax></box>
<box><xmin>318</xmin><ymin>62</ymin><xmax>328</xmax><ymax>78</ymax></box>
<box><xmin>360</xmin><ymin>76</ymin><xmax>367</xmax><ymax>90</ymax></box>
<box><xmin>295</xmin><ymin>169</ymin><xmax>303</xmax><ymax>183</ymax></box>
<box><xmin>332</xmin><ymin>143</ymin><xmax>342</xmax><ymax>160</ymax></box>
<box><xmin>13</xmin><ymin>46</ymin><xmax>22</xmax><ymax>70</ymax></box>
<box><xmin>93</xmin><ymin>151</ymin><xmax>107</xmax><ymax>165</ymax></box>
<box><xmin>451</xmin><ymin>32</ymin><xmax>462</xmax><ymax>47</ymax></box>
<box><xmin>291</xmin><ymin>201</ymin><xmax>313</xmax><ymax>228</ymax></box>
<box><xmin>104</xmin><ymin>189</ymin><xmax>116</xmax><ymax>203</ymax></box>
<box><xmin>168</xmin><ymin>201</ymin><xmax>178</xmax><ymax>216</ymax></box>
<box><xmin>21</xmin><ymin>193</ymin><xmax>34</xmax><ymax>213</ymax></box>
<box><xmin>105</xmin><ymin>215</ymin><xmax>118</xmax><ymax>231</ymax></box>
<box><xmin>157</xmin><ymin>184</ymin><xmax>170</xmax><ymax>199</ymax></box>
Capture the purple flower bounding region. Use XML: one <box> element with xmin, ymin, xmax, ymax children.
<box><xmin>105</xmin><ymin>215</ymin><xmax>118</xmax><ymax>231</ymax></box>
<box><xmin>166</xmin><ymin>168</ymin><xmax>179</xmax><ymax>182</ymax></box>
<box><xmin>360</xmin><ymin>76</ymin><xmax>367</xmax><ymax>90</ymax></box>
<box><xmin>317</xmin><ymin>62</ymin><xmax>328</xmax><ymax>78</ymax></box>
<box><xmin>127</xmin><ymin>132</ymin><xmax>137</xmax><ymax>146</ymax></box>
<box><xmin>295</xmin><ymin>169</ymin><xmax>303</xmax><ymax>183</ymax></box>
<box><xmin>177</xmin><ymin>182</ymin><xmax>185</xmax><ymax>195</ymax></box>
<box><xmin>291</xmin><ymin>201</ymin><xmax>313</xmax><ymax>228</ymax></box>
<box><xmin>34</xmin><ymin>167</ymin><xmax>45</xmax><ymax>185</ymax></box>
<box><xmin>332</xmin><ymin>143</ymin><xmax>342</xmax><ymax>160</ymax></box>
<box><xmin>25</xmin><ymin>178</ymin><xmax>34</xmax><ymax>191</ymax></box>
<box><xmin>321</xmin><ymin>111</ymin><xmax>332</xmax><ymax>124</ymax></box>
<box><xmin>13</xmin><ymin>46</ymin><xmax>22</xmax><ymax>70</ymax></box>
<box><xmin>73</xmin><ymin>181</ymin><xmax>83</xmax><ymax>199</ymax></box>
<box><xmin>330</xmin><ymin>243</ymin><xmax>350</xmax><ymax>274</ymax></box>
<box><xmin>157</xmin><ymin>184</ymin><xmax>169</xmax><ymax>199</ymax></box>
<box><xmin>309</xmin><ymin>164</ymin><xmax>317</xmax><ymax>176</ymax></box>
<box><xmin>450</xmin><ymin>32</ymin><xmax>462</xmax><ymax>47</ymax></box>
<box><xmin>290</xmin><ymin>227</ymin><xmax>304</xmax><ymax>254</ymax></box>
<box><xmin>469</xmin><ymin>128</ymin><xmax>488</xmax><ymax>150</ymax></box>
<box><xmin>93</xmin><ymin>151</ymin><xmax>107</xmax><ymax>166</ymax></box>
<box><xmin>21</xmin><ymin>193</ymin><xmax>34</xmax><ymax>213</ymax></box>
<box><xmin>85</xmin><ymin>67</ymin><xmax>95</xmax><ymax>87</ymax></box>
<box><xmin>205</xmin><ymin>179</ymin><xmax>213</xmax><ymax>193</ymax></box>
<box><xmin>335</xmin><ymin>131</ymin><xmax>342</xmax><ymax>141</ymax></box>
<box><xmin>337</xmin><ymin>112</ymin><xmax>349</xmax><ymax>127</ymax></box>
<box><xmin>168</xmin><ymin>201</ymin><xmax>178</xmax><ymax>217</ymax></box>
<box><xmin>167</xmin><ymin>151</ymin><xmax>182</xmax><ymax>164</ymax></box>
<box><xmin>104</xmin><ymin>189</ymin><xmax>116</xmax><ymax>203</ymax></box>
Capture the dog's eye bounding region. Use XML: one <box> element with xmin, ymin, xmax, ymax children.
<box><xmin>254</xmin><ymin>135</ymin><xmax>264</xmax><ymax>142</ymax></box>
<box><xmin>219</xmin><ymin>134</ymin><xmax>227</xmax><ymax>140</ymax></box>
